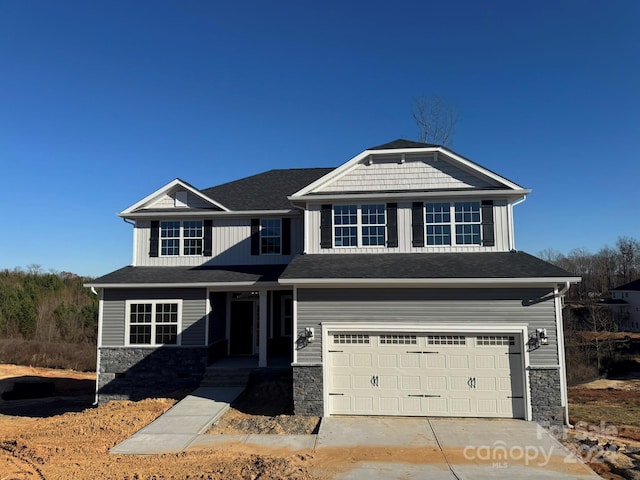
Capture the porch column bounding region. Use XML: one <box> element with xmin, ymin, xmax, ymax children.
<box><xmin>259</xmin><ymin>289</ymin><xmax>268</xmax><ymax>367</ymax></box>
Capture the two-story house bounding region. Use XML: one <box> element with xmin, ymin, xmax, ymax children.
<box><xmin>87</xmin><ymin>139</ymin><xmax>579</xmax><ymax>425</ymax></box>
<box><xmin>608</xmin><ymin>279</ymin><xmax>640</xmax><ymax>332</ymax></box>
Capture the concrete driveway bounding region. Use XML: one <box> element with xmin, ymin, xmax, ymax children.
<box><xmin>314</xmin><ymin>417</ymin><xmax>600</xmax><ymax>479</ymax></box>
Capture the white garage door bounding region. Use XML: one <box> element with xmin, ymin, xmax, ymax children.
<box><xmin>327</xmin><ymin>332</ymin><xmax>525</xmax><ymax>418</ymax></box>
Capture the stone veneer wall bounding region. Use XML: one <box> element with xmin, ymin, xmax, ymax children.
<box><xmin>292</xmin><ymin>365</ymin><xmax>323</xmax><ymax>416</ymax></box>
<box><xmin>529</xmin><ymin>367</ymin><xmax>564</xmax><ymax>426</ymax></box>
<box><xmin>98</xmin><ymin>347</ymin><xmax>208</xmax><ymax>402</ymax></box>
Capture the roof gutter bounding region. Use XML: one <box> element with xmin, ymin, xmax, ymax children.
<box><xmin>288</xmin><ymin>189</ymin><xmax>531</xmax><ymax>203</ymax></box>
<box><xmin>278</xmin><ymin>277</ymin><xmax>581</xmax><ymax>287</ymax></box>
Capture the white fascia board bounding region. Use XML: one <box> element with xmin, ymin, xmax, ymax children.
<box><xmin>321</xmin><ymin>322</ymin><xmax>529</xmax><ymax>334</ymax></box>
<box><xmin>279</xmin><ymin>277</ymin><xmax>581</xmax><ymax>287</ymax></box>
<box><xmin>120</xmin><ymin>179</ymin><xmax>229</xmax><ymax>215</ymax></box>
<box><xmin>288</xmin><ymin>189</ymin><xmax>531</xmax><ymax>203</ymax></box>
<box><xmin>120</xmin><ymin>209</ymin><xmax>295</xmax><ymax>219</ymax></box>
<box><xmin>84</xmin><ymin>281</ymin><xmax>282</xmax><ymax>289</ymax></box>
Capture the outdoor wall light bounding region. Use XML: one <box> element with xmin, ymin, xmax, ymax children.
<box><xmin>304</xmin><ymin>327</ymin><xmax>314</xmax><ymax>342</ymax></box>
<box><xmin>536</xmin><ymin>328</ymin><xmax>548</xmax><ymax>345</ymax></box>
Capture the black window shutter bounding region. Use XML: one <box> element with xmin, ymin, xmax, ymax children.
<box><xmin>251</xmin><ymin>218</ymin><xmax>260</xmax><ymax>255</ymax></box>
<box><xmin>411</xmin><ymin>202</ymin><xmax>425</xmax><ymax>247</ymax></box>
<box><xmin>203</xmin><ymin>219</ymin><xmax>213</xmax><ymax>256</ymax></box>
<box><xmin>282</xmin><ymin>218</ymin><xmax>291</xmax><ymax>255</ymax></box>
<box><xmin>386</xmin><ymin>203</ymin><xmax>398</xmax><ymax>248</ymax></box>
<box><xmin>320</xmin><ymin>204</ymin><xmax>333</xmax><ymax>249</ymax></box>
<box><xmin>149</xmin><ymin>221</ymin><xmax>159</xmax><ymax>257</ymax></box>
<box><xmin>481</xmin><ymin>200</ymin><xmax>495</xmax><ymax>247</ymax></box>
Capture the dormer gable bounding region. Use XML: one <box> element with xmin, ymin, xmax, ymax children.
<box><xmin>290</xmin><ymin>139</ymin><xmax>529</xmax><ymax>201</ymax></box>
<box><xmin>119</xmin><ymin>179</ymin><xmax>228</xmax><ymax>217</ymax></box>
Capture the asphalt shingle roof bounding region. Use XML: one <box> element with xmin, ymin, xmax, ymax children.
<box><xmin>87</xmin><ymin>264</ymin><xmax>288</xmax><ymax>286</ymax></box>
<box><xmin>612</xmin><ymin>279</ymin><xmax>640</xmax><ymax>291</ymax></box>
<box><xmin>201</xmin><ymin>168</ymin><xmax>334</xmax><ymax>211</ymax></box>
<box><xmin>368</xmin><ymin>139</ymin><xmax>440</xmax><ymax>150</ymax></box>
<box><xmin>280</xmin><ymin>252</ymin><xmax>577</xmax><ymax>280</ymax></box>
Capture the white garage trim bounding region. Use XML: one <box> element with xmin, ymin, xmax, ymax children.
<box><xmin>321</xmin><ymin>322</ymin><xmax>531</xmax><ymax>420</ymax></box>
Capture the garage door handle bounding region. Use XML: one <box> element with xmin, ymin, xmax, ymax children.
<box><xmin>329</xmin><ymin>393</ymin><xmax>344</xmax><ymax>396</ymax></box>
<box><xmin>370</xmin><ymin>375</ymin><xmax>379</xmax><ymax>387</ymax></box>
<box><xmin>467</xmin><ymin>377</ymin><xmax>476</xmax><ymax>389</ymax></box>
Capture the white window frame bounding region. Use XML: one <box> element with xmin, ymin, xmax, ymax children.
<box><xmin>160</xmin><ymin>220</ymin><xmax>204</xmax><ymax>256</ymax></box>
<box><xmin>333</xmin><ymin>204</ymin><xmax>386</xmax><ymax>248</ymax></box>
<box><xmin>260</xmin><ymin>218</ymin><xmax>282</xmax><ymax>255</ymax></box>
<box><xmin>125</xmin><ymin>300</ymin><xmax>183</xmax><ymax>346</ymax></box>
<box><xmin>424</xmin><ymin>201</ymin><xmax>482</xmax><ymax>247</ymax></box>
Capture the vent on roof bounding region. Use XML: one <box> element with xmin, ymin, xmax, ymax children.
<box><xmin>175</xmin><ymin>191</ymin><xmax>188</xmax><ymax>208</ymax></box>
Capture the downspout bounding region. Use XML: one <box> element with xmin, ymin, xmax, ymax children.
<box><xmin>509</xmin><ymin>196</ymin><xmax>527</xmax><ymax>251</ymax></box>
<box><xmin>90</xmin><ymin>287</ymin><xmax>103</xmax><ymax>406</ymax></box>
<box><xmin>555</xmin><ymin>281</ymin><xmax>572</xmax><ymax>427</ymax></box>
<box><xmin>123</xmin><ymin>218</ymin><xmax>136</xmax><ymax>266</ymax></box>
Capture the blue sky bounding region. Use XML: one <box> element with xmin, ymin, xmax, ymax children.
<box><xmin>1</xmin><ymin>1</ymin><xmax>638</xmax><ymax>277</ymax></box>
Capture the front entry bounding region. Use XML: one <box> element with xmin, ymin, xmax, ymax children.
<box><xmin>229</xmin><ymin>299</ymin><xmax>257</xmax><ymax>355</ymax></box>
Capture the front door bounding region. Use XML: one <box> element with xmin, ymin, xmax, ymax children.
<box><xmin>229</xmin><ymin>300</ymin><xmax>255</xmax><ymax>355</ymax></box>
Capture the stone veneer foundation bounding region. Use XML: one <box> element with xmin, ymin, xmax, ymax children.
<box><xmin>97</xmin><ymin>347</ymin><xmax>208</xmax><ymax>402</ymax></box>
<box><xmin>292</xmin><ymin>364</ymin><xmax>323</xmax><ymax>416</ymax></box>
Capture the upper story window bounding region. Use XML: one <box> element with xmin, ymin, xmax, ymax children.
<box><xmin>334</xmin><ymin>204</ymin><xmax>386</xmax><ymax>247</ymax></box>
<box><xmin>425</xmin><ymin>202</ymin><xmax>481</xmax><ymax>246</ymax></box>
<box><xmin>127</xmin><ymin>301</ymin><xmax>181</xmax><ymax>346</ymax></box>
<box><xmin>160</xmin><ymin>220</ymin><xmax>203</xmax><ymax>256</ymax></box>
<box><xmin>260</xmin><ymin>219</ymin><xmax>281</xmax><ymax>255</ymax></box>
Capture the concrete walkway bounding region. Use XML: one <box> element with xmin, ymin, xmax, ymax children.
<box><xmin>112</xmin><ymin>396</ymin><xmax>600</xmax><ymax>479</ymax></box>
<box><xmin>111</xmin><ymin>387</ymin><xmax>245</xmax><ymax>454</ymax></box>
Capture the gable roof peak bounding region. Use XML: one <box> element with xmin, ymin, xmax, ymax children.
<box><xmin>368</xmin><ymin>139</ymin><xmax>440</xmax><ymax>150</ymax></box>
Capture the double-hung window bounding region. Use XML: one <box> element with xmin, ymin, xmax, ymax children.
<box><xmin>160</xmin><ymin>220</ymin><xmax>203</xmax><ymax>256</ymax></box>
<box><xmin>260</xmin><ymin>219</ymin><xmax>281</xmax><ymax>254</ymax></box>
<box><xmin>425</xmin><ymin>202</ymin><xmax>481</xmax><ymax>246</ymax></box>
<box><xmin>334</xmin><ymin>204</ymin><xmax>386</xmax><ymax>247</ymax></box>
<box><xmin>127</xmin><ymin>301</ymin><xmax>181</xmax><ymax>346</ymax></box>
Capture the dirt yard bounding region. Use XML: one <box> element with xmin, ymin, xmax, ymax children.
<box><xmin>6</xmin><ymin>362</ymin><xmax>640</xmax><ymax>479</ymax></box>
<box><xmin>0</xmin><ymin>364</ymin><xmax>319</xmax><ymax>480</ymax></box>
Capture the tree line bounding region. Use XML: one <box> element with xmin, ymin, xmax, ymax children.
<box><xmin>0</xmin><ymin>265</ymin><xmax>97</xmax><ymax>344</ymax></box>
<box><xmin>539</xmin><ymin>236</ymin><xmax>640</xmax><ymax>302</ymax></box>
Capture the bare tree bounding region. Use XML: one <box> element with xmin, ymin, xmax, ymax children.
<box><xmin>412</xmin><ymin>95</ymin><xmax>459</xmax><ymax>146</ymax></box>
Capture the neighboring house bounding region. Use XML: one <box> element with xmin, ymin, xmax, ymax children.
<box><xmin>608</xmin><ymin>279</ymin><xmax>640</xmax><ymax>332</ymax></box>
<box><xmin>86</xmin><ymin>139</ymin><xmax>579</xmax><ymax>425</ymax></box>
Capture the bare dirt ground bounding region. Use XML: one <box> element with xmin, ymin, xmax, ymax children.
<box><xmin>0</xmin><ymin>364</ymin><xmax>318</xmax><ymax>480</ymax></box>
<box><xmin>6</xmin><ymin>362</ymin><xmax>637</xmax><ymax>479</ymax></box>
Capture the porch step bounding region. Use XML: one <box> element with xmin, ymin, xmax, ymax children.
<box><xmin>199</xmin><ymin>367</ymin><xmax>254</xmax><ymax>388</ymax></box>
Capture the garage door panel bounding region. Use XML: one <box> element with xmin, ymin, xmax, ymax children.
<box><xmin>475</xmin><ymin>355</ymin><xmax>495</xmax><ymax>369</ymax></box>
<box><xmin>400</xmin><ymin>354</ymin><xmax>421</xmax><ymax>368</ymax></box>
<box><xmin>448</xmin><ymin>355</ymin><xmax>470</xmax><ymax>369</ymax></box>
<box><xmin>328</xmin><ymin>331</ymin><xmax>525</xmax><ymax>419</ymax></box>
<box><xmin>354</xmin><ymin>396</ymin><xmax>374</xmax><ymax>412</ymax></box>
<box><xmin>378</xmin><ymin>354</ymin><xmax>397</xmax><ymax>368</ymax></box>
<box><xmin>425</xmin><ymin>354</ymin><xmax>446</xmax><ymax>368</ymax></box>
<box><xmin>450</xmin><ymin>398</ymin><xmax>472</xmax><ymax>414</ymax></box>
<box><xmin>353</xmin><ymin>353</ymin><xmax>372</xmax><ymax>367</ymax></box>
<box><xmin>426</xmin><ymin>376</ymin><xmax>447</xmax><ymax>390</ymax></box>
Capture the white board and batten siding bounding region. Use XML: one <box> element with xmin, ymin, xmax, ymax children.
<box><xmin>101</xmin><ymin>288</ymin><xmax>208</xmax><ymax>347</ymax></box>
<box><xmin>134</xmin><ymin>217</ymin><xmax>304</xmax><ymax>267</ymax></box>
<box><xmin>295</xmin><ymin>288</ymin><xmax>559</xmax><ymax>368</ymax></box>
<box><xmin>305</xmin><ymin>201</ymin><xmax>511</xmax><ymax>254</ymax></box>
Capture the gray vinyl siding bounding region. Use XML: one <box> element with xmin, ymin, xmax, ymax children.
<box><xmin>306</xmin><ymin>201</ymin><xmax>511</xmax><ymax>254</ymax></box>
<box><xmin>295</xmin><ymin>288</ymin><xmax>558</xmax><ymax>366</ymax></box>
<box><xmin>101</xmin><ymin>288</ymin><xmax>207</xmax><ymax>347</ymax></box>
<box><xmin>134</xmin><ymin>217</ymin><xmax>303</xmax><ymax>266</ymax></box>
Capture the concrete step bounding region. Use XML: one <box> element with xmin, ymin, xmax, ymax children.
<box><xmin>200</xmin><ymin>367</ymin><xmax>253</xmax><ymax>388</ymax></box>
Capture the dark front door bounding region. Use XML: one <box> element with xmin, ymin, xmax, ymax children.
<box><xmin>230</xmin><ymin>300</ymin><xmax>254</xmax><ymax>355</ymax></box>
